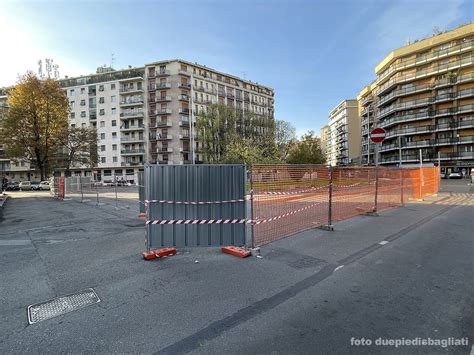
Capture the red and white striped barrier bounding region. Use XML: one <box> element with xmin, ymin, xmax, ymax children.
<box><xmin>145</xmin><ymin>198</ymin><xmax>247</xmax><ymax>205</ymax></box>
<box><xmin>253</xmin><ymin>201</ymin><xmax>323</xmax><ymax>225</ymax></box>
<box><xmin>146</xmin><ymin>218</ymin><xmax>250</xmax><ymax>225</ymax></box>
<box><xmin>257</xmin><ymin>185</ymin><xmax>329</xmax><ymax>195</ymax></box>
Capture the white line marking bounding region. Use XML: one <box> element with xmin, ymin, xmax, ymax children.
<box><xmin>334</xmin><ymin>265</ymin><xmax>344</xmax><ymax>272</ymax></box>
<box><xmin>470</xmin><ymin>344</ymin><xmax>474</xmax><ymax>355</ymax></box>
<box><xmin>379</xmin><ymin>241</ymin><xmax>389</xmax><ymax>245</ymax></box>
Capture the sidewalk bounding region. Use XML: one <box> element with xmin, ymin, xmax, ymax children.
<box><xmin>0</xmin><ymin>190</ymin><xmax>472</xmax><ymax>353</ymax></box>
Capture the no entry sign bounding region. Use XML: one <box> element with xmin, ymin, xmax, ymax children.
<box><xmin>370</xmin><ymin>128</ymin><xmax>386</xmax><ymax>143</ymax></box>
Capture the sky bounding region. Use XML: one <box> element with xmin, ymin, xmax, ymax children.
<box><xmin>0</xmin><ymin>0</ymin><xmax>472</xmax><ymax>136</ymax></box>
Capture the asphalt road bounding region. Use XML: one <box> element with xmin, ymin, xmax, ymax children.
<box><xmin>0</xmin><ymin>181</ymin><xmax>472</xmax><ymax>354</ymax></box>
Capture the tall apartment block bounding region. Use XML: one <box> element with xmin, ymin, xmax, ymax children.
<box><xmin>359</xmin><ymin>23</ymin><xmax>473</xmax><ymax>172</ymax></box>
<box><xmin>319</xmin><ymin>124</ymin><xmax>330</xmax><ymax>159</ymax></box>
<box><xmin>325</xmin><ymin>100</ymin><xmax>360</xmax><ymax>166</ymax></box>
<box><xmin>358</xmin><ymin>82</ymin><xmax>377</xmax><ymax>165</ymax></box>
<box><xmin>0</xmin><ymin>60</ymin><xmax>274</xmax><ymax>182</ymax></box>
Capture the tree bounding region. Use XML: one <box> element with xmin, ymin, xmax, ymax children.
<box><xmin>57</xmin><ymin>127</ymin><xmax>99</xmax><ymax>176</ymax></box>
<box><xmin>287</xmin><ymin>131</ymin><xmax>325</xmax><ymax>164</ymax></box>
<box><xmin>275</xmin><ymin>119</ymin><xmax>296</xmax><ymax>161</ymax></box>
<box><xmin>196</xmin><ymin>104</ymin><xmax>278</xmax><ymax>164</ymax></box>
<box><xmin>1</xmin><ymin>72</ymin><xmax>69</xmax><ymax>180</ymax></box>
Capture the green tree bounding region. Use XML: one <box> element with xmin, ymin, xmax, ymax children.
<box><xmin>1</xmin><ymin>72</ymin><xmax>69</xmax><ymax>180</ymax></box>
<box><xmin>287</xmin><ymin>131</ymin><xmax>325</xmax><ymax>164</ymax></box>
<box><xmin>275</xmin><ymin>119</ymin><xmax>296</xmax><ymax>161</ymax></box>
<box><xmin>196</xmin><ymin>104</ymin><xmax>278</xmax><ymax>164</ymax></box>
<box><xmin>57</xmin><ymin>126</ymin><xmax>99</xmax><ymax>176</ymax></box>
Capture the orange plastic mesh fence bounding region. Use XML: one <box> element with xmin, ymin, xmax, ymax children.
<box><xmin>250</xmin><ymin>165</ymin><xmax>440</xmax><ymax>246</ymax></box>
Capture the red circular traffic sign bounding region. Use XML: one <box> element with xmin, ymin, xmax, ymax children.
<box><xmin>370</xmin><ymin>127</ymin><xmax>386</xmax><ymax>143</ymax></box>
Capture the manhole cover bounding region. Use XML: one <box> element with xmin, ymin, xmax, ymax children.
<box><xmin>27</xmin><ymin>288</ymin><xmax>100</xmax><ymax>324</ymax></box>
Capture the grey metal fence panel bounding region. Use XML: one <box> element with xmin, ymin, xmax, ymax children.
<box><xmin>138</xmin><ymin>171</ymin><xmax>145</xmax><ymax>213</ymax></box>
<box><xmin>146</xmin><ymin>164</ymin><xmax>246</xmax><ymax>249</ymax></box>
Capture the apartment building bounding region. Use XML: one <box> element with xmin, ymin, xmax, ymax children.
<box><xmin>358</xmin><ymin>82</ymin><xmax>377</xmax><ymax>165</ymax></box>
<box><xmin>325</xmin><ymin>100</ymin><xmax>360</xmax><ymax>166</ymax></box>
<box><xmin>361</xmin><ymin>23</ymin><xmax>473</xmax><ymax>172</ymax></box>
<box><xmin>0</xmin><ymin>60</ymin><xmax>274</xmax><ymax>181</ymax></box>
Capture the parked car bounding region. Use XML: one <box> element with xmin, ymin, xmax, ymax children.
<box><xmin>39</xmin><ymin>181</ymin><xmax>50</xmax><ymax>190</ymax></box>
<box><xmin>19</xmin><ymin>181</ymin><xmax>32</xmax><ymax>191</ymax></box>
<box><xmin>440</xmin><ymin>172</ymin><xmax>447</xmax><ymax>179</ymax></box>
<box><xmin>448</xmin><ymin>172</ymin><xmax>462</xmax><ymax>179</ymax></box>
<box><xmin>31</xmin><ymin>182</ymin><xmax>41</xmax><ymax>190</ymax></box>
<box><xmin>6</xmin><ymin>182</ymin><xmax>20</xmax><ymax>191</ymax></box>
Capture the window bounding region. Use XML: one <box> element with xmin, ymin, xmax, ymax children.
<box><xmin>100</xmin><ymin>133</ymin><xmax>105</xmax><ymax>140</ymax></box>
<box><xmin>112</xmin><ymin>120</ymin><xmax>117</xmax><ymax>126</ymax></box>
<box><xmin>111</xmin><ymin>108</ymin><xmax>116</xmax><ymax>115</ymax></box>
<box><xmin>112</xmin><ymin>132</ymin><xmax>117</xmax><ymax>138</ymax></box>
<box><xmin>70</xmin><ymin>89</ymin><xmax>75</xmax><ymax>95</ymax></box>
<box><xmin>101</xmin><ymin>145</ymin><xmax>106</xmax><ymax>152</ymax></box>
<box><xmin>101</xmin><ymin>157</ymin><xmax>106</xmax><ymax>163</ymax></box>
<box><xmin>100</xmin><ymin>121</ymin><xmax>105</xmax><ymax>127</ymax></box>
<box><xmin>112</xmin><ymin>144</ymin><xmax>117</xmax><ymax>151</ymax></box>
<box><xmin>81</xmin><ymin>111</ymin><xmax>86</xmax><ymax>117</ymax></box>
<box><xmin>81</xmin><ymin>88</ymin><xmax>85</xmax><ymax>94</ymax></box>
<box><xmin>71</xmin><ymin>124</ymin><xmax>76</xmax><ymax>128</ymax></box>
<box><xmin>111</xmin><ymin>95</ymin><xmax>116</xmax><ymax>102</ymax></box>
<box><xmin>80</xmin><ymin>99</ymin><xmax>86</xmax><ymax>106</ymax></box>
<box><xmin>113</xmin><ymin>156</ymin><xmax>118</xmax><ymax>163</ymax></box>
<box><xmin>111</xmin><ymin>83</ymin><xmax>116</xmax><ymax>90</ymax></box>
<box><xmin>81</xmin><ymin>123</ymin><xmax>86</xmax><ymax>128</ymax></box>
<box><xmin>99</xmin><ymin>97</ymin><xmax>105</xmax><ymax>104</ymax></box>
<box><xmin>70</xmin><ymin>101</ymin><xmax>75</xmax><ymax>108</ymax></box>
<box><xmin>70</xmin><ymin>112</ymin><xmax>75</xmax><ymax>119</ymax></box>
<box><xmin>99</xmin><ymin>85</ymin><xmax>104</xmax><ymax>92</ymax></box>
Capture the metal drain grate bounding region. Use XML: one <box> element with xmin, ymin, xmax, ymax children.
<box><xmin>27</xmin><ymin>288</ymin><xmax>100</xmax><ymax>324</ymax></box>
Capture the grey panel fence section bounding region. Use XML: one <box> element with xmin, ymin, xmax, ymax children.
<box><xmin>145</xmin><ymin>164</ymin><xmax>247</xmax><ymax>249</ymax></box>
<box><xmin>138</xmin><ymin>171</ymin><xmax>145</xmax><ymax>213</ymax></box>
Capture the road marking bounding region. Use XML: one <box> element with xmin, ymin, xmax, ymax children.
<box><xmin>379</xmin><ymin>241</ymin><xmax>389</xmax><ymax>245</ymax></box>
<box><xmin>334</xmin><ymin>265</ymin><xmax>344</xmax><ymax>271</ymax></box>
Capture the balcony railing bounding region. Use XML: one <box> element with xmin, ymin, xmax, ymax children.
<box><xmin>157</xmin><ymin>134</ymin><xmax>173</xmax><ymax>140</ymax></box>
<box><xmin>119</xmin><ymin>99</ymin><xmax>144</xmax><ymax>106</ymax></box>
<box><xmin>121</xmin><ymin>149</ymin><xmax>146</xmax><ymax>155</ymax></box>
<box><xmin>155</xmin><ymin>96</ymin><xmax>172</xmax><ymax>102</ymax></box>
<box><xmin>119</xmin><ymin>86</ymin><xmax>143</xmax><ymax>93</ymax></box>
<box><xmin>120</xmin><ymin>111</ymin><xmax>144</xmax><ymax>118</ymax></box>
<box><xmin>156</xmin><ymin>82</ymin><xmax>171</xmax><ymax>89</ymax></box>
<box><xmin>157</xmin><ymin>147</ymin><xmax>173</xmax><ymax>153</ymax></box>
<box><xmin>156</xmin><ymin>108</ymin><xmax>172</xmax><ymax>115</ymax></box>
<box><xmin>155</xmin><ymin>121</ymin><xmax>172</xmax><ymax>128</ymax></box>
<box><xmin>121</xmin><ymin>124</ymin><xmax>145</xmax><ymax>131</ymax></box>
<box><xmin>376</xmin><ymin>40</ymin><xmax>473</xmax><ymax>84</ymax></box>
<box><xmin>120</xmin><ymin>136</ymin><xmax>144</xmax><ymax>142</ymax></box>
<box><xmin>121</xmin><ymin>162</ymin><xmax>144</xmax><ymax>167</ymax></box>
<box><xmin>178</xmin><ymin>83</ymin><xmax>191</xmax><ymax>89</ymax></box>
<box><xmin>179</xmin><ymin>108</ymin><xmax>190</xmax><ymax>115</ymax></box>
<box><xmin>178</xmin><ymin>94</ymin><xmax>189</xmax><ymax>101</ymax></box>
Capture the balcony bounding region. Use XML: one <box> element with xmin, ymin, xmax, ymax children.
<box><xmin>121</xmin><ymin>162</ymin><xmax>144</xmax><ymax>167</ymax></box>
<box><xmin>179</xmin><ymin>117</ymin><xmax>189</xmax><ymax>126</ymax></box>
<box><xmin>378</xmin><ymin>83</ymin><xmax>432</xmax><ymax>107</ymax></box>
<box><xmin>178</xmin><ymin>83</ymin><xmax>191</xmax><ymax>89</ymax></box>
<box><xmin>179</xmin><ymin>108</ymin><xmax>190</xmax><ymax>115</ymax></box>
<box><xmin>376</xmin><ymin>40</ymin><xmax>473</xmax><ymax>85</ymax></box>
<box><xmin>178</xmin><ymin>94</ymin><xmax>190</xmax><ymax>101</ymax></box>
<box><xmin>121</xmin><ymin>124</ymin><xmax>145</xmax><ymax>131</ymax></box>
<box><xmin>157</xmin><ymin>147</ymin><xmax>173</xmax><ymax>153</ymax></box>
<box><xmin>119</xmin><ymin>86</ymin><xmax>144</xmax><ymax>94</ymax></box>
<box><xmin>376</xmin><ymin>56</ymin><xmax>474</xmax><ymax>96</ymax></box>
<box><xmin>226</xmin><ymin>92</ymin><xmax>235</xmax><ymax>99</ymax></box>
<box><xmin>120</xmin><ymin>111</ymin><xmax>144</xmax><ymax>119</ymax></box>
<box><xmin>155</xmin><ymin>121</ymin><xmax>172</xmax><ymax>128</ymax></box>
<box><xmin>120</xmin><ymin>136</ymin><xmax>144</xmax><ymax>142</ymax></box>
<box><xmin>156</xmin><ymin>82</ymin><xmax>171</xmax><ymax>89</ymax></box>
<box><xmin>119</xmin><ymin>99</ymin><xmax>144</xmax><ymax>107</ymax></box>
<box><xmin>378</xmin><ymin>97</ymin><xmax>432</xmax><ymax>119</ymax></box>
<box><xmin>156</xmin><ymin>108</ymin><xmax>172</xmax><ymax>115</ymax></box>
<box><xmin>155</xmin><ymin>96</ymin><xmax>172</xmax><ymax>102</ymax></box>
<box><xmin>361</xmin><ymin>95</ymin><xmax>374</xmax><ymax>106</ymax></box>
<box><xmin>439</xmin><ymin>151</ymin><xmax>474</xmax><ymax>160</ymax></box>
<box><xmin>385</xmin><ymin>125</ymin><xmax>435</xmax><ymax>138</ymax></box>
<box><xmin>156</xmin><ymin>69</ymin><xmax>170</xmax><ymax>76</ymax></box>
<box><xmin>180</xmin><ymin>147</ymin><xmax>190</xmax><ymax>153</ymax></box>
<box><xmin>179</xmin><ymin>133</ymin><xmax>190</xmax><ymax>140</ymax></box>
<box><xmin>157</xmin><ymin>134</ymin><xmax>173</xmax><ymax>141</ymax></box>
<box><xmin>194</xmin><ymin>85</ymin><xmax>206</xmax><ymax>92</ymax></box>
<box><xmin>121</xmin><ymin>149</ymin><xmax>146</xmax><ymax>155</ymax></box>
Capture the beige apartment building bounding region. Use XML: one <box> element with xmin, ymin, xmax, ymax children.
<box><xmin>325</xmin><ymin>99</ymin><xmax>360</xmax><ymax>166</ymax></box>
<box><xmin>359</xmin><ymin>23</ymin><xmax>473</xmax><ymax>173</ymax></box>
<box><xmin>0</xmin><ymin>60</ymin><xmax>274</xmax><ymax>182</ymax></box>
<box><xmin>319</xmin><ymin>124</ymin><xmax>330</xmax><ymax>159</ymax></box>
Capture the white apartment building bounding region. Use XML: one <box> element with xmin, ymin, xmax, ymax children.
<box><xmin>326</xmin><ymin>100</ymin><xmax>360</xmax><ymax>166</ymax></box>
<box><xmin>0</xmin><ymin>60</ymin><xmax>274</xmax><ymax>182</ymax></box>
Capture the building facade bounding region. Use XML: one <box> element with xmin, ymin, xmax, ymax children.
<box><xmin>319</xmin><ymin>124</ymin><xmax>330</xmax><ymax>160</ymax></box>
<box><xmin>0</xmin><ymin>60</ymin><xmax>274</xmax><ymax>182</ymax></box>
<box><xmin>357</xmin><ymin>82</ymin><xmax>377</xmax><ymax>165</ymax></box>
<box><xmin>361</xmin><ymin>23</ymin><xmax>473</xmax><ymax>173</ymax></box>
<box><xmin>326</xmin><ymin>99</ymin><xmax>360</xmax><ymax>166</ymax></box>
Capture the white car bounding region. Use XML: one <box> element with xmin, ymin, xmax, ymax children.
<box><xmin>448</xmin><ymin>172</ymin><xmax>462</xmax><ymax>179</ymax></box>
<box><xmin>19</xmin><ymin>181</ymin><xmax>32</xmax><ymax>191</ymax></box>
<box><xmin>39</xmin><ymin>181</ymin><xmax>50</xmax><ymax>190</ymax></box>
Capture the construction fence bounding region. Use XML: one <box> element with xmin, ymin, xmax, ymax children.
<box><xmin>250</xmin><ymin>164</ymin><xmax>440</xmax><ymax>246</ymax></box>
<box><xmin>50</xmin><ymin>164</ymin><xmax>440</xmax><ymax>249</ymax></box>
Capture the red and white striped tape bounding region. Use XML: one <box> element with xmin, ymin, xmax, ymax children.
<box><xmin>146</xmin><ymin>218</ymin><xmax>250</xmax><ymax>225</ymax></box>
<box><xmin>145</xmin><ymin>198</ymin><xmax>247</xmax><ymax>205</ymax></box>
<box><xmin>253</xmin><ymin>201</ymin><xmax>323</xmax><ymax>225</ymax></box>
<box><xmin>257</xmin><ymin>185</ymin><xmax>328</xmax><ymax>195</ymax></box>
